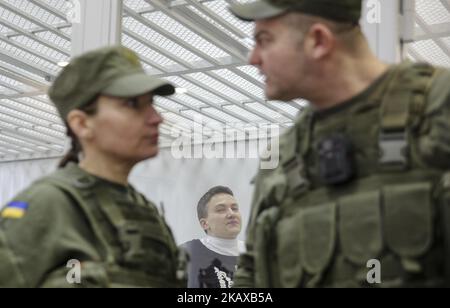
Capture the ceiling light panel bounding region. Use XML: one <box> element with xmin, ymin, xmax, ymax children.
<box><xmin>0</xmin><ymin>105</ymin><xmax>59</xmax><ymax>131</ymax></box>
<box><xmin>223</xmin><ymin>105</ymin><xmax>263</xmax><ymax>122</ymax></box>
<box><xmin>0</xmin><ymin>6</ymin><xmax>38</xmax><ymax>31</ymax></box>
<box><xmin>142</xmin><ymin>11</ymin><xmax>230</xmax><ymax>60</ymax></box>
<box><xmin>10</xmin><ymin>35</ymin><xmax>68</xmax><ymax>62</ymax></box>
<box><xmin>155</xmin><ymin>97</ymin><xmax>184</xmax><ymax>111</ymax></box>
<box><xmin>1</xmin><ymin>99</ymin><xmax>63</xmax><ymax>126</ymax></box>
<box><xmin>140</xmin><ymin>61</ymin><xmax>161</xmax><ymax>74</ymax></box>
<box><xmin>409</xmin><ymin>39</ymin><xmax>450</xmax><ymax>67</ymax></box>
<box><xmin>163</xmin><ymin>112</ymin><xmax>195</xmax><ymax>128</ymax></box>
<box><xmin>0</xmin><ymin>41</ymin><xmax>60</xmax><ymax>73</ymax></box>
<box><xmin>245</xmin><ymin>102</ymin><xmax>290</xmax><ymax>122</ymax></box>
<box><xmin>0</xmin><ymin>134</ymin><xmax>46</xmax><ymax>150</ymax></box>
<box><xmin>187</xmin><ymin>5</ymin><xmax>252</xmax><ymax>49</ymax></box>
<box><xmin>236</xmin><ymin>65</ymin><xmax>264</xmax><ymax>83</ymax></box>
<box><xmin>0</xmin><ymin>119</ymin><xmax>17</xmax><ymax>131</ymax></box>
<box><xmin>0</xmin><ymin>60</ymin><xmax>49</xmax><ymax>83</ymax></box>
<box><xmin>165</xmin><ymin>76</ymin><xmax>224</xmax><ymax>105</ymax></box>
<box><xmin>122</xmin><ymin>34</ymin><xmax>180</xmax><ymax>68</ymax></box>
<box><xmin>35</xmin><ymin>94</ymin><xmax>54</xmax><ymax>102</ymax></box>
<box><xmin>160</xmin><ymin>122</ymin><xmax>190</xmax><ymax>136</ymax></box>
<box><xmin>416</xmin><ymin>0</ymin><xmax>450</xmax><ymax>25</ymax></box>
<box><xmin>34</xmin><ymin>125</ymin><xmax>66</xmax><ymax>138</ymax></box>
<box><xmin>36</xmin><ymin>0</ymin><xmax>70</xmax><ymax>17</ymax></box>
<box><xmin>202</xmin><ymin>107</ymin><xmax>245</xmax><ymax>124</ymax></box>
<box><xmin>34</xmin><ymin>31</ymin><xmax>71</xmax><ymax>51</ymax></box>
<box><xmin>18</xmin><ymin>97</ymin><xmax>59</xmax><ymax>116</ymax></box>
<box><xmin>123</xmin><ymin>16</ymin><xmax>203</xmax><ymax>64</ymax></box>
<box><xmin>124</xmin><ymin>0</ymin><xmax>153</xmax><ymax>11</ymax></box>
<box><xmin>211</xmin><ymin>69</ymin><xmax>264</xmax><ymax>98</ymax></box>
<box><xmin>153</xmin><ymin>104</ymin><xmax>166</xmax><ymax>112</ymax></box>
<box><xmin>0</xmin><ymin>23</ymin><xmax>12</xmax><ymax>34</ymax></box>
<box><xmin>0</xmin><ymin>137</ymin><xmax>34</xmax><ymax>151</ymax></box>
<box><xmin>0</xmin><ymin>84</ymin><xmax>17</xmax><ymax>95</ymax></box>
<box><xmin>0</xmin><ymin>111</ymin><xmax>43</xmax><ymax>132</ymax></box>
<box><xmin>0</xmin><ymin>74</ymin><xmax>27</xmax><ymax>88</ymax></box>
<box><xmin>186</xmin><ymin>72</ymin><xmax>250</xmax><ymax>101</ymax></box>
<box><xmin>0</xmin><ymin>75</ymin><xmax>35</xmax><ymax>92</ymax></box>
<box><xmin>16</xmin><ymin>148</ymin><xmax>36</xmax><ymax>154</ymax></box>
<box><xmin>4</xmin><ymin>149</ymin><xmax>21</xmax><ymax>155</ymax></box>
<box><xmin>168</xmin><ymin>93</ymin><xmax>207</xmax><ymax>108</ymax></box>
<box><xmin>59</xmin><ymin>26</ymin><xmax>72</xmax><ymax>36</ymax></box>
<box><xmin>203</xmin><ymin>0</ymin><xmax>254</xmax><ymax>37</ymax></box>
<box><xmin>1</xmin><ymin>0</ymin><xmax>66</xmax><ymax>26</ymax></box>
<box><xmin>15</xmin><ymin>127</ymin><xmax>63</xmax><ymax>144</ymax></box>
<box><xmin>269</xmin><ymin>102</ymin><xmax>301</xmax><ymax>117</ymax></box>
<box><xmin>181</xmin><ymin>109</ymin><xmax>223</xmax><ymax>126</ymax></box>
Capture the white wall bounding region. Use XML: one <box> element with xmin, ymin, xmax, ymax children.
<box><xmin>0</xmin><ymin>158</ymin><xmax>59</xmax><ymax>205</ymax></box>
<box><xmin>0</xmin><ymin>142</ymin><xmax>260</xmax><ymax>245</ymax></box>
<box><xmin>130</xmin><ymin>142</ymin><xmax>259</xmax><ymax>244</ymax></box>
<box><xmin>361</xmin><ymin>0</ymin><xmax>403</xmax><ymax>63</ymax></box>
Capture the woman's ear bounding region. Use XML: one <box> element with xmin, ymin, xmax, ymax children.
<box><xmin>67</xmin><ymin>110</ymin><xmax>94</xmax><ymax>141</ymax></box>
<box><xmin>304</xmin><ymin>23</ymin><xmax>335</xmax><ymax>60</ymax></box>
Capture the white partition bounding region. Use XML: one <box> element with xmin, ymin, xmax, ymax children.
<box><xmin>0</xmin><ymin>141</ymin><xmax>260</xmax><ymax>244</ymax></box>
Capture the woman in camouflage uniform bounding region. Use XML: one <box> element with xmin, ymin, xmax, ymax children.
<box><xmin>0</xmin><ymin>46</ymin><xmax>185</xmax><ymax>288</ymax></box>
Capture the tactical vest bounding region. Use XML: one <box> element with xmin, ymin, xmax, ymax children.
<box><xmin>36</xmin><ymin>165</ymin><xmax>186</xmax><ymax>288</ymax></box>
<box><xmin>252</xmin><ymin>62</ymin><xmax>450</xmax><ymax>288</ymax></box>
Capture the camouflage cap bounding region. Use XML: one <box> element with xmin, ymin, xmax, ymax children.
<box><xmin>48</xmin><ymin>46</ymin><xmax>175</xmax><ymax>119</ymax></box>
<box><xmin>229</xmin><ymin>0</ymin><xmax>362</xmax><ymax>23</ymax></box>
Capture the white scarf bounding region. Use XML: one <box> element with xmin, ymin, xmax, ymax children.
<box><xmin>200</xmin><ymin>235</ymin><xmax>246</xmax><ymax>257</ymax></box>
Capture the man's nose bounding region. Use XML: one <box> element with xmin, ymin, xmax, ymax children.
<box><xmin>226</xmin><ymin>208</ymin><xmax>236</xmax><ymax>217</ymax></box>
<box><xmin>248</xmin><ymin>48</ymin><xmax>261</xmax><ymax>66</ymax></box>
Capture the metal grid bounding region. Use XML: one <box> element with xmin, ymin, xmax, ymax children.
<box><xmin>0</xmin><ymin>0</ymin><xmax>69</xmax><ymax>162</ymax></box>
<box><xmin>0</xmin><ymin>0</ymin><xmax>447</xmax><ymax>162</ymax></box>
<box><xmin>407</xmin><ymin>0</ymin><xmax>450</xmax><ymax>67</ymax></box>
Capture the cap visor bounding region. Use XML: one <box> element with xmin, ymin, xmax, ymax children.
<box><xmin>229</xmin><ymin>0</ymin><xmax>286</xmax><ymax>21</ymax></box>
<box><xmin>102</xmin><ymin>73</ymin><xmax>175</xmax><ymax>97</ymax></box>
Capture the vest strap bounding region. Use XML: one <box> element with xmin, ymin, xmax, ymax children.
<box><xmin>378</xmin><ymin>63</ymin><xmax>437</xmax><ymax>170</ymax></box>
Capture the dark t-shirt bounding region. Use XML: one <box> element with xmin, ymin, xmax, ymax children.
<box><xmin>181</xmin><ymin>239</ymin><xmax>238</xmax><ymax>288</ymax></box>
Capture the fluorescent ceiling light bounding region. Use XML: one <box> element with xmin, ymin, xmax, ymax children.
<box><xmin>57</xmin><ymin>61</ymin><xmax>69</xmax><ymax>67</ymax></box>
<box><xmin>175</xmin><ymin>87</ymin><xmax>188</xmax><ymax>94</ymax></box>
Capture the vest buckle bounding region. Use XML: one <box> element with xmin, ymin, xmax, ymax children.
<box><xmin>379</xmin><ymin>130</ymin><xmax>409</xmax><ymax>169</ymax></box>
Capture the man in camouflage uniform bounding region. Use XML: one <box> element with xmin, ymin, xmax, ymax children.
<box><xmin>230</xmin><ymin>0</ymin><xmax>450</xmax><ymax>287</ymax></box>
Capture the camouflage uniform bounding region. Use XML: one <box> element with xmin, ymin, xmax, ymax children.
<box><xmin>0</xmin><ymin>46</ymin><xmax>185</xmax><ymax>287</ymax></box>
<box><xmin>230</xmin><ymin>0</ymin><xmax>450</xmax><ymax>287</ymax></box>
<box><xmin>0</xmin><ymin>163</ymin><xmax>184</xmax><ymax>287</ymax></box>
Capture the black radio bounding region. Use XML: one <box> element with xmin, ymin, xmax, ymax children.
<box><xmin>317</xmin><ymin>134</ymin><xmax>355</xmax><ymax>185</ymax></box>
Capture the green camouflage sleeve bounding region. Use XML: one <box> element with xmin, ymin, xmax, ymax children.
<box><xmin>233</xmin><ymin>170</ymin><xmax>265</xmax><ymax>288</ymax></box>
<box><xmin>234</xmin><ymin>121</ymin><xmax>299</xmax><ymax>288</ymax></box>
<box><xmin>0</xmin><ymin>183</ymin><xmax>101</xmax><ymax>287</ymax></box>
<box><xmin>418</xmin><ymin>68</ymin><xmax>450</xmax><ymax>169</ymax></box>
<box><xmin>421</xmin><ymin>68</ymin><xmax>450</xmax><ymax>286</ymax></box>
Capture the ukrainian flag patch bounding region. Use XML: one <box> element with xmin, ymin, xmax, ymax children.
<box><xmin>2</xmin><ymin>201</ymin><xmax>29</xmax><ymax>219</ymax></box>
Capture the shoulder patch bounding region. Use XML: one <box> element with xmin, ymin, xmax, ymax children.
<box><xmin>1</xmin><ymin>201</ymin><xmax>29</xmax><ymax>219</ymax></box>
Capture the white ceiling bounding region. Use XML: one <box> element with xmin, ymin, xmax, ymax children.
<box><xmin>0</xmin><ymin>0</ymin><xmax>447</xmax><ymax>162</ymax></box>
<box><xmin>407</xmin><ymin>0</ymin><xmax>450</xmax><ymax>66</ymax></box>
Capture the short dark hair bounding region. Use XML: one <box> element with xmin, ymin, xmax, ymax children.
<box><xmin>284</xmin><ymin>12</ymin><xmax>363</xmax><ymax>51</ymax></box>
<box><xmin>197</xmin><ymin>186</ymin><xmax>234</xmax><ymax>221</ymax></box>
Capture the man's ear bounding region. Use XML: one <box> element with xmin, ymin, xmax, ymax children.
<box><xmin>200</xmin><ymin>218</ymin><xmax>209</xmax><ymax>232</ymax></box>
<box><xmin>67</xmin><ymin>109</ymin><xmax>94</xmax><ymax>140</ymax></box>
<box><xmin>304</xmin><ymin>23</ymin><xmax>335</xmax><ymax>60</ymax></box>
